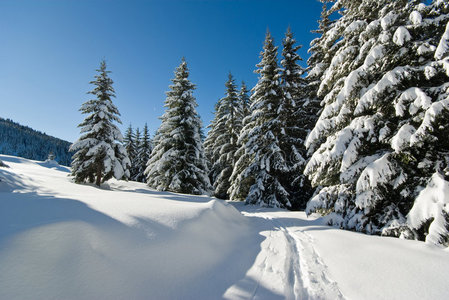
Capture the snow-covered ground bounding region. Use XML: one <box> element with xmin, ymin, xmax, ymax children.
<box><xmin>1</xmin><ymin>154</ymin><xmax>448</xmax><ymax>299</ymax></box>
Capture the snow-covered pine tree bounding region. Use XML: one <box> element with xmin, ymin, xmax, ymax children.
<box><xmin>230</xmin><ymin>31</ymin><xmax>291</xmax><ymax>208</ymax></box>
<box><xmin>239</xmin><ymin>81</ymin><xmax>251</xmax><ymax>120</ymax></box>
<box><xmin>304</xmin><ymin>0</ymin><xmax>449</xmax><ymax>244</ymax></box>
<box><xmin>145</xmin><ymin>59</ymin><xmax>211</xmax><ymax>195</ymax></box>
<box><xmin>204</xmin><ymin>73</ymin><xmax>242</xmax><ymax>199</ymax></box>
<box><xmin>134</xmin><ymin>123</ymin><xmax>152</xmax><ymax>183</ymax></box>
<box><xmin>401</xmin><ymin>0</ymin><xmax>449</xmax><ymax>245</ymax></box>
<box><xmin>130</xmin><ymin>127</ymin><xmax>141</xmax><ymax>181</ymax></box>
<box><xmin>123</xmin><ymin>124</ymin><xmax>138</xmax><ymax>179</ymax></box>
<box><xmin>279</xmin><ymin>27</ymin><xmax>314</xmax><ymax>210</ymax></box>
<box><xmin>124</xmin><ymin>124</ymin><xmax>136</xmax><ymax>165</ymax></box>
<box><xmin>70</xmin><ymin>60</ymin><xmax>130</xmax><ymax>186</ymax></box>
<box><xmin>204</xmin><ymin>98</ymin><xmax>225</xmax><ymax>185</ymax></box>
<box><xmin>228</xmin><ymin>82</ymin><xmax>254</xmax><ymax>201</ymax></box>
<box><xmin>306</xmin><ymin>1</ymin><xmax>336</xmax><ymax>155</ymax></box>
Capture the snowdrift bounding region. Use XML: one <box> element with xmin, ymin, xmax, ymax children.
<box><xmin>0</xmin><ymin>155</ymin><xmax>251</xmax><ymax>299</ymax></box>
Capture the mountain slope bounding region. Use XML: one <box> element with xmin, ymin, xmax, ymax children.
<box><xmin>0</xmin><ymin>118</ymin><xmax>72</xmax><ymax>165</ymax></box>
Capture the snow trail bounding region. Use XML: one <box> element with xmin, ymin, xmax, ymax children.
<box><xmin>225</xmin><ymin>204</ymin><xmax>344</xmax><ymax>300</ymax></box>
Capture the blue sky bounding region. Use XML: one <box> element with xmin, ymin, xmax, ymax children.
<box><xmin>0</xmin><ymin>0</ymin><xmax>323</xmax><ymax>143</ymax></box>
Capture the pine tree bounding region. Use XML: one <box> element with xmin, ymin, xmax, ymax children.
<box><xmin>145</xmin><ymin>59</ymin><xmax>211</xmax><ymax>195</ymax></box>
<box><xmin>70</xmin><ymin>60</ymin><xmax>130</xmax><ymax>186</ymax></box>
<box><xmin>239</xmin><ymin>81</ymin><xmax>251</xmax><ymax>120</ymax></box>
<box><xmin>204</xmin><ymin>98</ymin><xmax>226</xmax><ymax>185</ymax></box>
<box><xmin>124</xmin><ymin>124</ymin><xmax>136</xmax><ymax>166</ymax></box>
<box><xmin>279</xmin><ymin>27</ymin><xmax>313</xmax><ymax>209</ymax></box>
<box><xmin>134</xmin><ymin>123</ymin><xmax>152</xmax><ymax>183</ymax></box>
<box><xmin>204</xmin><ymin>73</ymin><xmax>242</xmax><ymax>199</ymax></box>
<box><xmin>130</xmin><ymin>127</ymin><xmax>141</xmax><ymax>180</ymax></box>
<box><xmin>304</xmin><ymin>0</ymin><xmax>449</xmax><ymax>244</ymax></box>
<box><xmin>228</xmin><ymin>82</ymin><xmax>253</xmax><ymax>200</ymax></box>
<box><xmin>230</xmin><ymin>31</ymin><xmax>291</xmax><ymax>208</ymax></box>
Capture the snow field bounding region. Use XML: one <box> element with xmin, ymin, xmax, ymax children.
<box><xmin>0</xmin><ymin>155</ymin><xmax>251</xmax><ymax>299</ymax></box>
<box><xmin>1</xmin><ymin>154</ymin><xmax>449</xmax><ymax>299</ymax></box>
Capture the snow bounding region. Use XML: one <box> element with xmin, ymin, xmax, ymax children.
<box><xmin>394</xmin><ymin>87</ymin><xmax>431</xmax><ymax>117</ymax></box>
<box><xmin>435</xmin><ymin>21</ymin><xmax>449</xmax><ymax>60</ymax></box>
<box><xmin>411</xmin><ymin>98</ymin><xmax>449</xmax><ymax>146</ymax></box>
<box><xmin>1</xmin><ymin>154</ymin><xmax>449</xmax><ymax>299</ymax></box>
<box><xmin>381</xmin><ymin>12</ymin><xmax>397</xmax><ymax>30</ymax></box>
<box><xmin>363</xmin><ymin>45</ymin><xmax>385</xmax><ymax>69</ymax></box>
<box><xmin>391</xmin><ymin>124</ymin><xmax>416</xmax><ymax>152</ymax></box>
<box><xmin>410</xmin><ymin>11</ymin><xmax>423</xmax><ymax>25</ymax></box>
<box><xmin>355</xmin><ymin>153</ymin><xmax>396</xmax><ymax>209</ymax></box>
<box><xmin>408</xmin><ymin>172</ymin><xmax>449</xmax><ymax>245</ymax></box>
<box><xmin>393</xmin><ymin>26</ymin><xmax>412</xmax><ymax>47</ymax></box>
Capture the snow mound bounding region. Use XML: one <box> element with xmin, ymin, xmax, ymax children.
<box><xmin>0</xmin><ymin>154</ymin><xmax>251</xmax><ymax>299</ymax></box>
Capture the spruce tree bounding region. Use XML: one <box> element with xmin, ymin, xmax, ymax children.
<box><xmin>238</xmin><ymin>81</ymin><xmax>251</xmax><ymax>120</ymax></box>
<box><xmin>124</xmin><ymin>124</ymin><xmax>136</xmax><ymax>166</ymax></box>
<box><xmin>204</xmin><ymin>98</ymin><xmax>226</xmax><ymax>185</ymax></box>
<box><xmin>280</xmin><ymin>27</ymin><xmax>313</xmax><ymax>209</ymax></box>
<box><xmin>230</xmin><ymin>31</ymin><xmax>291</xmax><ymax>208</ymax></box>
<box><xmin>134</xmin><ymin>123</ymin><xmax>152</xmax><ymax>183</ymax></box>
<box><xmin>70</xmin><ymin>60</ymin><xmax>130</xmax><ymax>186</ymax></box>
<box><xmin>304</xmin><ymin>0</ymin><xmax>449</xmax><ymax>244</ymax></box>
<box><xmin>204</xmin><ymin>73</ymin><xmax>242</xmax><ymax>199</ymax></box>
<box><xmin>145</xmin><ymin>59</ymin><xmax>211</xmax><ymax>195</ymax></box>
<box><xmin>228</xmin><ymin>82</ymin><xmax>253</xmax><ymax>200</ymax></box>
<box><xmin>130</xmin><ymin>127</ymin><xmax>141</xmax><ymax>180</ymax></box>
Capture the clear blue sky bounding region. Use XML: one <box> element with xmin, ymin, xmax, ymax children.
<box><xmin>0</xmin><ymin>0</ymin><xmax>323</xmax><ymax>143</ymax></box>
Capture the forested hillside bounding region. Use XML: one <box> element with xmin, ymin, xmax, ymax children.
<box><xmin>0</xmin><ymin>118</ymin><xmax>72</xmax><ymax>165</ymax></box>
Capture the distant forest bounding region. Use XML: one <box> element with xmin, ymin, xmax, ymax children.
<box><xmin>0</xmin><ymin>117</ymin><xmax>72</xmax><ymax>166</ymax></box>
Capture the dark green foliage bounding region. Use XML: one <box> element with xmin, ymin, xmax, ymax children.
<box><xmin>0</xmin><ymin>117</ymin><xmax>73</xmax><ymax>165</ymax></box>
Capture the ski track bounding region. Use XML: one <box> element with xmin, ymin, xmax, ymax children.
<box><xmin>241</xmin><ymin>209</ymin><xmax>344</xmax><ymax>300</ymax></box>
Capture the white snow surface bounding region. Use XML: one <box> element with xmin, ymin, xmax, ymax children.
<box><xmin>408</xmin><ymin>172</ymin><xmax>449</xmax><ymax>245</ymax></box>
<box><xmin>1</xmin><ymin>154</ymin><xmax>449</xmax><ymax>300</ymax></box>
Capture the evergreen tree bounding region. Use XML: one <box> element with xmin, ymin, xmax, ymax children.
<box><xmin>131</xmin><ymin>127</ymin><xmax>141</xmax><ymax>180</ymax></box>
<box><xmin>228</xmin><ymin>82</ymin><xmax>253</xmax><ymax>200</ymax></box>
<box><xmin>304</xmin><ymin>0</ymin><xmax>449</xmax><ymax>244</ymax></box>
<box><xmin>134</xmin><ymin>123</ymin><xmax>152</xmax><ymax>183</ymax></box>
<box><xmin>145</xmin><ymin>59</ymin><xmax>211</xmax><ymax>195</ymax></box>
<box><xmin>204</xmin><ymin>73</ymin><xmax>242</xmax><ymax>199</ymax></box>
<box><xmin>204</xmin><ymin>98</ymin><xmax>225</xmax><ymax>184</ymax></box>
<box><xmin>239</xmin><ymin>81</ymin><xmax>251</xmax><ymax>120</ymax></box>
<box><xmin>124</xmin><ymin>124</ymin><xmax>136</xmax><ymax>166</ymax></box>
<box><xmin>230</xmin><ymin>31</ymin><xmax>291</xmax><ymax>208</ymax></box>
<box><xmin>70</xmin><ymin>60</ymin><xmax>130</xmax><ymax>186</ymax></box>
<box><xmin>279</xmin><ymin>27</ymin><xmax>313</xmax><ymax>209</ymax></box>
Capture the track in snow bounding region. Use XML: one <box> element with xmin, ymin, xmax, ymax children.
<box><xmin>225</xmin><ymin>204</ymin><xmax>344</xmax><ymax>300</ymax></box>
